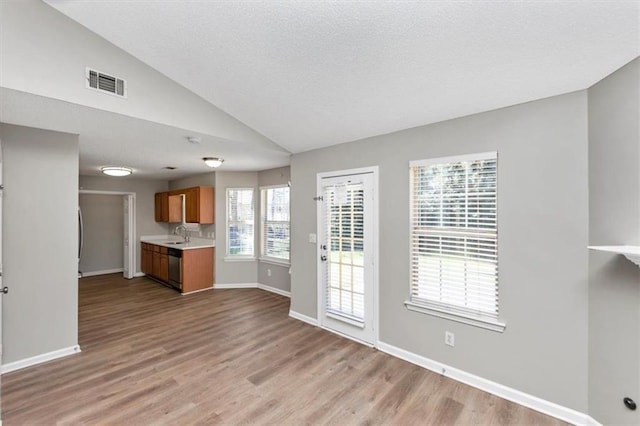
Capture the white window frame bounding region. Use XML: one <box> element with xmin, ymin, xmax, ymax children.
<box><xmin>260</xmin><ymin>184</ymin><xmax>290</xmax><ymax>266</ymax></box>
<box><xmin>225</xmin><ymin>188</ymin><xmax>255</xmax><ymax>261</ymax></box>
<box><xmin>404</xmin><ymin>152</ymin><xmax>506</xmax><ymax>332</ymax></box>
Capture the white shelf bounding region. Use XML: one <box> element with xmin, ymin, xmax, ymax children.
<box><xmin>588</xmin><ymin>245</ymin><xmax>640</xmax><ymax>267</ymax></box>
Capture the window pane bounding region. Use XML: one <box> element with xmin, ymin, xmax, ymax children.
<box><xmin>227</xmin><ymin>189</ymin><xmax>254</xmax><ymax>256</ymax></box>
<box><xmin>410</xmin><ymin>154</ymin><xmax>498</xmax><ymax>319</ymax></box>
<box><xmin>262</xmin><ymin>186</ymin><xmax>290</xmax><ymax>260</ymax></box>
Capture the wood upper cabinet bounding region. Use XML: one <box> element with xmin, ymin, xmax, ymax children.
<box><xmin>154</xmin><ymin>190</ymin><xmax>197</xmax><ymax>223</ymax></box>
<box><xmin>154</xmin><ymin>192</ymin><xmax>169</xmax><ymax>222</ymax></box>
<box><xmin>166</xmin><ymin>186</ymin><xmax>214</xmax><ymax>224</ymax></box>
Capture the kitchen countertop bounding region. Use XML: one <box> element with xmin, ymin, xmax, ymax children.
<box><xmin>141</xmin><ymin>236</ymin><xmax>215</xmax><ymax>250</ymax></box>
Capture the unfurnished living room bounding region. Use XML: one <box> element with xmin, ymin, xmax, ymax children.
<box><xmin>0</xmin><ymin>0</ymin><xmax>639</xmax><ymax>424</ymax></box>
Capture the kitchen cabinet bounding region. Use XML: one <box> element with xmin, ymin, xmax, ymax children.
<box><xmin>155</xmin><ymin>186</ymin><xmax>214</xmax><ymax>224</ymax></box>
<box><xmin>154</xmin><ymin>192</ymin><xmax>168</xmax><ymax>222</ymax></box>
<box><xmin>141</xmin><ymin>243</ymin><xmax>153</xmax><ymax>274</ymax></box>
<box><xmin>154</xmin><ymin>192</ymin><xmax>182</xmax><ymax>223</ymax></box>
<box><xmin>149</xmin><ymin>244</ymin><xmax>169</xmax><ymax>282</ymax></box>
<box><xmin>141</xmin><ymin>242</ymin><xmax>214</xmax><ymax>294</ymax></box>
<box><xmin>182</xmin><ymin>247</ymin><xmax>214</xmax><ymax>293</ymax></box>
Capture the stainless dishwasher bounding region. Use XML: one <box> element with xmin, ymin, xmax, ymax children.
<box><xmin>168</xmin><ymin>248</ymin><xmax>182</xmax><ymax>290</ymax></box>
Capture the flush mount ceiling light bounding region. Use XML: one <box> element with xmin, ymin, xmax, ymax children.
<box><xmin>101</xmin><ymin>166</ymin><xmax>132</xmax><ymax>177</ymax></box>
<box><xmin>203</xmin><ymin>157</ymin><xmax>224</xmax><ymax>168</ymax></box>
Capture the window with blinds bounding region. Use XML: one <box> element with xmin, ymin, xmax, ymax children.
<box><xmin>323</xmin><ymin>182</ymin><xmax>366</xmax><ymax>325</ymax></box>
<box><xmin>226</xmin><ymin>188</ymin><xmax>254</xmax><ymax>257</ymax></box>
<box><xmin>406</xmin><ymin>152</ymin><xmax>505</xmax><ymax>332</ymax></box>
<box><xmin>261</xmin><ymin>186</ymin><xmax>290</xmax><ymax>262</ymax></box>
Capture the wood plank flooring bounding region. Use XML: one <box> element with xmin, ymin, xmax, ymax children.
<box><xmin>2</xmin><ymin>274</ymin><xmax>567</xmax><ymax>425</ymax></box>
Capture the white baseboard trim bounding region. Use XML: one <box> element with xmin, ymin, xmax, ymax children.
<box><xmin>212</xmin><ymin>282</ymin><xmax>291</xmax><ymax>298</ymax></box>
<box><xmin>1</xmin><ymin>344</ymin><xmax>81</xmax><ymax>374</ymax></box>
<box><xmin>133</xmin><ymin>272</ymin><xmax>146</xmax><ymax>278</ymax></box>
<box><xmin>80</xmin><ymin>268</ymin><xmax>123</xmax><ymax>277</ymax></box>
<box><xmin>257</xmin><ymin>283</ymin><xmax>291</xmax><ymax>298</ymax></box>
<box><xmin>213</xmin><ymin>283</ymin><xmax>260</xmax><ymax>289</ymax></box>
<box><xmin>289</xmin><ymin>310</ymin><xmax>319</xmax><ymax>326</ymax></box>
<box><xmin>376</xmin><ymin>341</ymin><xmax>597</xmax><ymax>426</ymax></box>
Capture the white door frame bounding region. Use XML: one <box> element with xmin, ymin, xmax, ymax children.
<box><xmin>79</xmin><ymin>190</ymin><xmax>136</xmax><ymax>279</ymax></box>
<box><xmin>316</xmin><ymin>166</ymin><xmax>379</xmax><ymax>346</ymax></box>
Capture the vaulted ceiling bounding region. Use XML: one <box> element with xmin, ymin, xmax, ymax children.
<box><xmin>45</xmin><ymin>0</ymin><xmax>639</xmax><ymax>155</ymax></box>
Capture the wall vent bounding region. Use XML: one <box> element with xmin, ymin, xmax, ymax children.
<box><xmin>86</xmin><ymin>67</ymin><xmax>127</xmax><ymax>98</ymax></box>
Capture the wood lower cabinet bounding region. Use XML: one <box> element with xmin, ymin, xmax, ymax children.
<box><xmin>141</xmin><ymin>242</ymin><xmax>213</xmax><ymax>293</ymax></box>
<box><xmin>182</xmin><ymin>247</ymin><xmax>214</xmax><ymax>293</ymax></box>
<box><xmin>152</xmin><ymin>246</ymin><xmax>169</xmax><ymax>282</ymax></box>
<box><xmin>142</xmin><ymin>243</ymin><xmax>169</xmax><ymax>282</ymax></box>
<box><xmin>141</xmin><ymin>243</ymin><xmax>153</xmax><ymax>274</ymax></box>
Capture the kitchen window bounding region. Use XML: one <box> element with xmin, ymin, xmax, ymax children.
<box><xmin>405</xmin><ymin>152</ymin><xmax>505</xmax><ymax>332</ymax></box>
<box><xmin>226</xmin><ymin>188</ymin><xmax>255</xmax><ymax>259</ymax></box>
<box><xmin>260</xmin><ymin>185</ymin><xmax>290</xmax><ymax>264</ymax></box>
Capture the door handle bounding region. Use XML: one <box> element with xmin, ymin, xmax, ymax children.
<box><xmin>320</xmin><ymin>255</ymin><xmax>327</xmax><ymax>261</ymax></box>
<box><xmin>1</xmin><ymin>287</ymin><xmax>8</xmax><ymax>294</ymax></box>
<box><xmin>321</xmin><ymin>244</ymin><xmax>327</xmax><ymax>250</ymax></box>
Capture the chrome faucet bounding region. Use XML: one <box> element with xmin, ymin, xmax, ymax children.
<box><xmin>174</xmin><ymin>224</ymin><xmax>190</xmax><ymax>242</ymax></box>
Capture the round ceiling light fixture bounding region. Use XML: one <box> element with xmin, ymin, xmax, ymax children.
<box><xmin>203</xmin><ymin>157</ymin><xmax>224</xmax><ymax>168</ymax></box>
<box><xmin>101</xmin><ymin>166</ymin><xmax>133</xmax><ymax>177</ymax></box>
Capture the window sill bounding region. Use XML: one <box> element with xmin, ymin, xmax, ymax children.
<box><xmin>224</xmin><ymin>256</ymin><xmax>256</xmax><ymax>262</ymax></box>
<box><xmin>404</xmin><ymin>300</ymin><xmax>506</xmax><ymax>333</ymax></box>
<box><xmin>259</xmin><ymin>257</ymin><xmax>290</xmax><ymax>267</ymax></box>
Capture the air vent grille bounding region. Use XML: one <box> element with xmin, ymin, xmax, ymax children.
<box><xmin>86</xmin><ymin>68</ymin><xmax>127</xmax><ymax>97</ymax></box>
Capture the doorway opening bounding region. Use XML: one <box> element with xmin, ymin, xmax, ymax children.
<box><xmin>79</xmin><ymin>190</ymin><xmax>135</xmax><ymax>279</ymax></box>
<box><xmin>316</xmin><ymin>167</ymin><xmax>379</xmax><ymax>346</ymax></box>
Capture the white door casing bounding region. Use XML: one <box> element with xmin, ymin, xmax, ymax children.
<box><xmin>317</xmin><ymin>167</ymin><xmax>379</xmax><ymax>345</ymax></box>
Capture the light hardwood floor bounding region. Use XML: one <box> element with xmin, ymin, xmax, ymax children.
<box><xmin>2</xmin><ymin>274</ymin><xmax>567</xmax><ymax>425</ymax></box>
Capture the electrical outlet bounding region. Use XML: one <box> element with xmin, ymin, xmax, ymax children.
<box><xmin>445</xmin><ymin>331</ymin><xmax>455</xmax><ymax>347</ymax></box>
<box><xmin>309</xmin><ymin>233</ymin><xmax>317</xmax><ymax>243</ymax></box>
<box><xmin>267</xmin><ymin>269</ymin><xmax>272</xmax><ymax>277</ymax></box>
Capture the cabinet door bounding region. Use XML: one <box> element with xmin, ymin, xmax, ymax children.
<box><xmin>154</xmin><ymin>192</ymin><xmax>169</xmax><ymax>222</ymax></box>
<box><xmin>199</xmin><ymin>187</ymin><xmax>214</xmax><ymax>224</ymax></box>
<box><xmin>141</xmin><ymin>244</ymin><xmax>149</xmax><ymax>274</ymax></box>
<box><xmin>184</xmin><ymin>187</ymin><xmax>199</xmax><ymax>223</ymax></box>
<box><xmin>152</xmin><ymin>251</ymin><xmax>161</xmax><ymax>277</ymax></box>
<box><xmin>158</xmin><ymin>254</ymin><xmax>169</xmax><ymax>282</ymax></box>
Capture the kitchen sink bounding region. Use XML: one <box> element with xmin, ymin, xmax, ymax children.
<box><xmin>164</xmin><ymin>241</ymin><xmax>186</xmax><ymax>245</ymax></box>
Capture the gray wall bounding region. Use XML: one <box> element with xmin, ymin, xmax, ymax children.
<box><xmin>214</xmin><ymin>171</ymin><xmax>259</xmax><ymax>284</ymax></box>
<box><xmin>290</xmin><ymin>91</ymin><xmax>590</xmax><ymax>412</ymax></box>
<box><xmin>258</xmin><ymin>166</ymin><xmax>291</xmax><ymax>292</ymax></box>
<box><xmin>588</xmin><ymin>58</ymin><xmax>640</xmax><ymax>425</ymax></box>
<box><xmin>79</xmin><ymin>194</ymin><xmax>123</xmax><ymax>274</ymax></box>
<box><xmin>79</xmin><ymin>175</ymin><xmax>168</xmax><ymax>274</ymax></box>
<box><xmin>0</xmin><ymin>124</ymin><xmax>79</xmax><ymax>363</ymax></box>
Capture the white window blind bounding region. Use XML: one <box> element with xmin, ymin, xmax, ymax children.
<box><xmin>227</xmin><ymin>188</ymin><xmax>254</xmax><ymax>257</ymax></box>
<box><xmin>407</xmin><ymin>152</ymin><xmax>504</xmax><ymax>331</ymax></box>
<box><xmin>261</xmin><ymin>186</ymin><xmax>290</xmax><ymax>261</ymax></box>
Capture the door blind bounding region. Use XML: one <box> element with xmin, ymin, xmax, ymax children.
<box><xmin>409</xmin><ymin>152</ymin><xmax>499</xmax><ymax>319</ymax></box>
<box><xmin>323</xmin><ymin>182</ymin><xmax>366</xmax><ymax>324</ymax></box>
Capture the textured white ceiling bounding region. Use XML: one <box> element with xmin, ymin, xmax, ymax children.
<box><xmin>46</xmin><ymin>0</ymin><xmax>639</xmax><ymax>154</ymax></box>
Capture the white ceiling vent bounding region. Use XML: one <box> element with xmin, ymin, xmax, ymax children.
<box><xmin>86</xmin><ymin>67</ymin><xmax>127</xmax><ymax>98</ymax></box>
